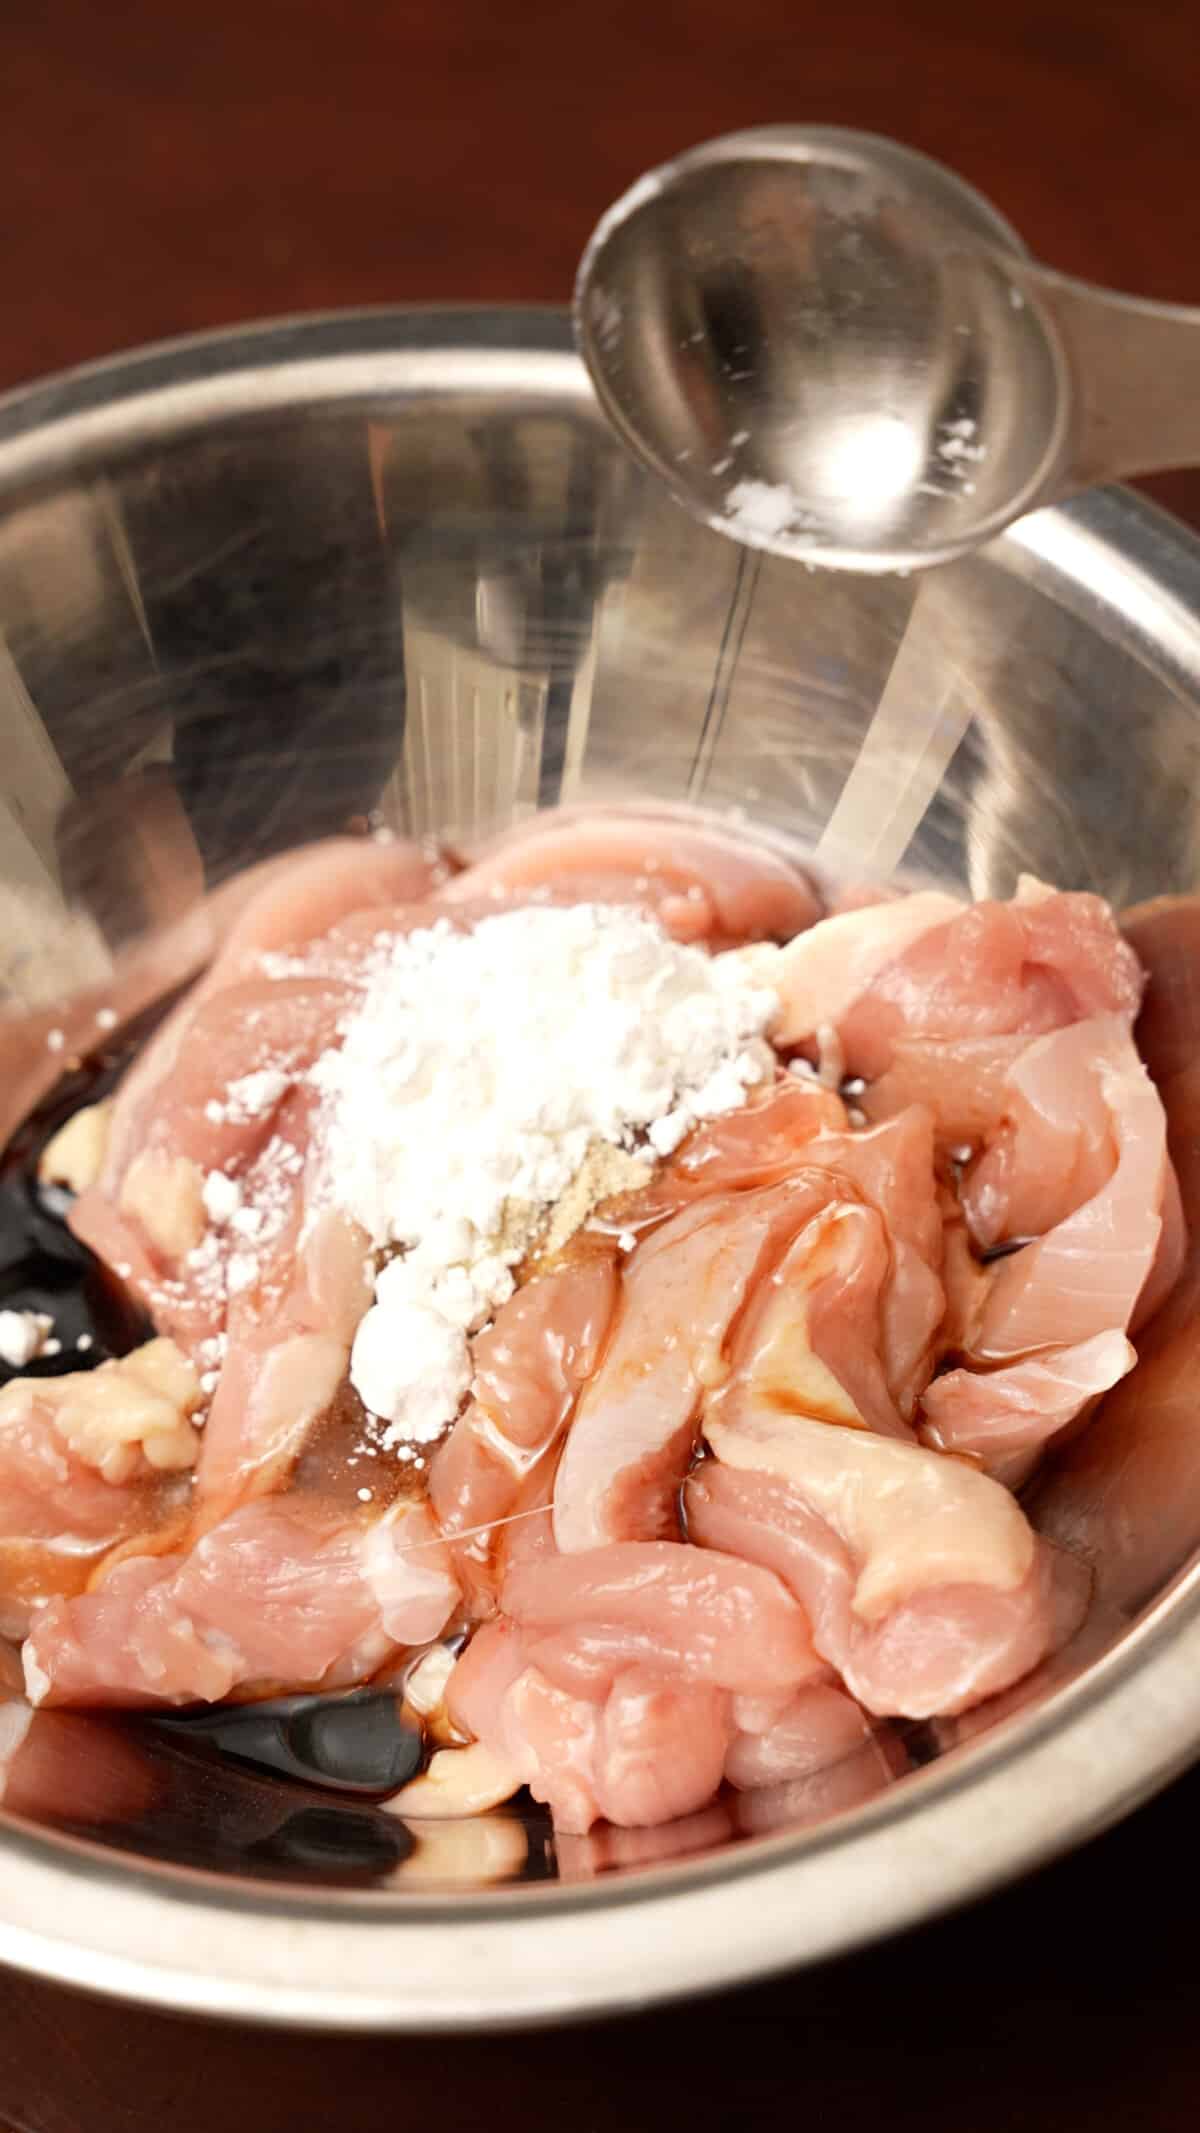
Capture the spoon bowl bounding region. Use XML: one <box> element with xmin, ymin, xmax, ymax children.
<box><xmin>575</xmin><ymin>128</ymin><xmax>1074</xmax><ymax>571</ymax></box>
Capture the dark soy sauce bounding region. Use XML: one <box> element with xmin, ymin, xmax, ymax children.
<box><xmin>0</xmin><ymin>1003</ymin><xmax>174</xmax><ymax>1383</ymax></box>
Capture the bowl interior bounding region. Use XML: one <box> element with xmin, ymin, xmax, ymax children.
<box><xmin>0</xmin><ymin>310</ymin><xmax>1199</xmax><ymax>2015</ymax></box>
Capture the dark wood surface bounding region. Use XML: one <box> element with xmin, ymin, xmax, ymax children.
<box><xmin>4</xmin><ymin>0</ymin><xmax>1200</xmax><ymax>2124</ymax></box>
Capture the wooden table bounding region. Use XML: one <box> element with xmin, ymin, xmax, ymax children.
<box><xmin>4</xmin><ymin>1</ymin><xmax>1199</xmax><ymax>2123</ymax></box>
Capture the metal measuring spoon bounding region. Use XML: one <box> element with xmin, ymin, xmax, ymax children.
<box><xmin>576</xmin><ymin>125</ymin><xmax>1200</xmax><ymax>573</ymax></box>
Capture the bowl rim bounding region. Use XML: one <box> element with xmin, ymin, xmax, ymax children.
<box><xmin>0</xmin><ymin>306</ymin><xmax>1199</xmax><ymax>2030</ymax></box>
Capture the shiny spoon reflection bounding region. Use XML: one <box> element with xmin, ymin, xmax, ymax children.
<box><xmin>576</xmin><ymin>124</ymin><xmax>1200</xmax><ymax>572</ymax></box>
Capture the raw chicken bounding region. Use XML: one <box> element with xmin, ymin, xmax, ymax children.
<box><xmin>429</xmin><ymin>1251</ymin><xmax>619</xmax><ymax>1608</ymax></box>
<box><xmin>0</xmin><ymin>1361</ymin><xmax>193</xmax><ymax>1637</ymax></box>
<box><xmin>1032</xmin><ymin>898</ymin><xmax>1200</xmax><ymax>1608</ymax></box>
<box><xmin>967</xmin><ymin>1019</ymin><xmax>1171</xmax><ymax>1359</ymax></box>
<box><xmin>23</xmin><ymin>1497</ymin><xmax>457</xmax><ymax>1708</ymax></box>
<box><xmin>692</xmin><ymin>1245</ymin><xmax>1056</xmax><ymax>1715</ymax></box>
<box><xmin>450</xmin><ymin>1538</ymin><xmax>823</xmax><ymax>1834</ymax></box>
<box><xmin>626</xmin><ymin>1076</ymin><xmax>848</xmax><ymax>1215</ymax></box>
<box><xmin>920</xmin><ymin>1017</ymin><xmax>1180</xmax><ymax>1471</ymax></box>
<box><xmin>921</xmin><ymin>1332</ymin><xmax>1136</xmax><ymax>1471</ymax></box>
<box><xmin>502</xmin><ymin>1542</ymin><xmax>822</xmax><ymax>1697</ymax></box>
<box><xmin>194</xmin><ymin>1114</ymin><xmax>373</xmax><ymax>1518</ymax></box>
<box><xmin>553</xmin><ymin>1171</ymin><xmax>903</xmax><ymax>1557</ymax></box>
<box><xmin>2</xmin><ymin>813</ymin><xmax>1180</xmax><ymax>1846</ymax></box>
<box><xmin>687</xmin><ymin>1452</ymin><xmax>1052</xmax><ymax>1720</ymax></box>
<box><xmin>770</xmin><ymin>878</ymin><xmax>1142</xmax><ymax>1079</ymax></box>
<box><xmin>88</xmin><ymin>837</ymin><xmax>441</xmax><ymax>1196</ymax></box>
<box><xmin>790</xmin><ymin>1108</ymin><xmax>945</xmax><ymax>1417</ymax></box>
<box><xmin>624</xmin><ymin>1089</ymin><xmax>944</xmax><ymax>1421</ymax></box>
<box><xmin>766</xmin><ymin>890</ymin><xmax>964</xmax><ymax>1053</ymax></box>
<box><xmin>448</xmin><ymin>1615</ymin><xmax>733</xmax><ymax>1835</ymax></box>
<box><xmin>723</xmin><ymin>1682</ymin><xmax>874</xmax><ymax>1791</ymax></box>
<box><xmin>443</xmin><ymin>809</ymin><xmax>821</xmax><ymax>948</ymax></box>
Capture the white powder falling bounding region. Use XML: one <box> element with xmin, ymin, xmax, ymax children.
<box><xmin>717</xmin><ymin>479</ymin><xmax>824</xmax><ymax>554</ymax></box>
<box><xmin>312</xmin><ymin>904</ymin><xmax>780</xmax><ymax>1449</ymax></box>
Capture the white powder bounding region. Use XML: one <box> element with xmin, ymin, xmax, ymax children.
<box><xmin>259</xmin><ymin>951</ymin><xmax>311</xmax><ymax>980</ymax></box>
<box><xmin>721</xmin><ymin>479</ymin><xmax>817</xmax><ymax>547</ymax></box>
<box><xmin>226</xmin><ymin>1252</ymin><xmax>260</xmax><ymax>1297</ymax></box>
<box><xmin>313</xmin><ymin>903</ymin><xmax>779</xmax><ymax>1449</ymax></box>
<box><xmin>202</xmin><ymin>1171</ymin><xmax>242</xmax><ymax>1226</ymax></box>
<box><xmin>0</xmin><ymin>1309</ymin><xmax>54</xmax><ymax>1369</ymax></box>
<box><xmin>204</xmin><ymin>1069</ymin><xmax>290</xmax><ymax>1128</ymax></box>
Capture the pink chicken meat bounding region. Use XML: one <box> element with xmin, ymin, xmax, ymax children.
<box><xmin>0</xmin><ymin>813</ymin><xmax>1182</xmax><ymax>1846</ymax></box>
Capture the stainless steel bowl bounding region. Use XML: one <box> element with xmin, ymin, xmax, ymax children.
<box><xmin>1</xmin><ymin>308</ymin><xmax>1200</xmax><ymax>2029</ymax></box>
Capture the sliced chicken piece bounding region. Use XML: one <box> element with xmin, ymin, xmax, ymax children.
<box><xmin>918</xmin><ymin>1017</ymin><xmax>1179</xmax><ymax>1470</ymax></box>
<box><xmin>482</xmin><ymin>1665</ymin><xmax>604</xmax><ymax>1833</ymax></box>
<box><xmin>938</xmin><ymin>1185</ymin><xmax>991</xmax><ymax>1356</ymax></box>
<box><xmin>1</xmin><ymin>1335</ymin><xmax>198</xmax><ymax>1485</ymax></box>
<box><xmin>724</xmin><ymin>1682</ymin><xmax>874</xmax><ymax>1791</ymax></box>
<box><xmin>69</xmin><ymin>840</ymin><xmax>443</xmax><ymax>1367</ymax></box>
<box><xmin>28</xmin><ymin>1339</ymin><xmax>201</xmax><ymax>1486</ymax></box>
<box><xmin>1032</xmin><ymin>898</ymin><xmax>1200</xmax><ymax>1607</ymax></box>
<box><xmin>864</xmin><ymin>1032</ymin><xmax>1032</xmax><ymax>1147</ymax></box>
<box><xmin>493</xmin><ymin>1460</ymin><xmax>561</xmax><ymax>1588</ymax></box>
<box><xmin>1031</xmin><ymin>1251</ymin><xmax>1200</xmax><ymax>1612</ymax></box>
<box><xmin>705</xmin><ymin>1202</ymin><xmax>905</xmax><ymax>1441</ymax></box>
<box><xmin>962</xmin><ymin>1019</ymin><xmax>1137</xmax><ymax>1251</ymax></box>
<box><xmin>429</xmin><ymin>1251</ymin><xmax>618</xmax><ymax>1609</ymax></box>
<box><xmin>922</xmin><ymin>1332</ymin><xmax>1136</xmax><ymax>1470</ymax></box>
<box><xmin>445</xmin><ymin>1615</ymin><xmax>528</xmax><ymax>1740</ymax></box>
<box><xmin>766</xmin><ymin>891</ymin><xmax>964</xmax><ymax>1054</ymax></box>
<box><xmin>589</xmin><ymin>1669</ymin><xmax>731</xmax><ymax>1830</ymax></box>
<box><xmin>692</xmin><ymin>1407</ymin><xmax>1053</xmax><ymax>1717</ymax></box>
<box><xmin>199</xmin><ymin>838</ymin><xmax>444</xmax><ymax>988</ymax></box>
<box><xmin>795</xmin><ymin>1108</ymin><xmax>945</xmax><ymax>1416</ymax></box>
<box><xmin>627</xmin><ymin>1076</ymin><xmax>848</xmax><ymax>1220</ymax></box>
<box><xmin>770</xmin><ymin>882</ymin><xmax>1142</xmax><ymax>1080</ymax></box>
<box><xmin>970</xmin><ymin>1019</ymin><xmax>1171</xmax><ymax>1361</ymax></box>
<box><xmin>552</xmin><ymin>1173</ymin><xmax>852</xmax><ymax>1554</ymax></box>
<box><xmin>90</xmin><ymin>839</ymin><xmax>440</xmax><ymax>1188</ymax></box>
<box><xmin>70</xmin><ymin>976</ymin><xmax>357</xmax><ymax>1360</ymax></box>
<box><xmin>441</xmin><ymin>809</ymin><xmax>820</xmax><ymax>949</ymax></box>
<box><xmin>0</xmin><ymin>1361</ymin><xmax>193</xmax><ymax>1636</ymax></box>
<box><xmin>503</xmin><ymin>1541</ymin><xmax>821</xmax><ymax>1697</ymax></box>
<box><xmin>195</xmin><ymin>1172</ymin><xmax>372</xmax><ymax>1517</ymax></box>
<box><xmin>447</xmin><ymin>1613</ymin><xmax>733</xmax><ymax>1834</ymax></box>
<box><xmin>100</xmin><ymin>976</ymin><xmax>351</xmax><ymax>1210</ymax></box>
<box><xmin>81</xmin><ymin>1064</ymin><xmax>372</xmax><ymax>1523</ymax></box>
<box><xmin>23</xmin><ymin>1498</ymin><xmax>457</xmax><ymax>1709</ymax></box>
